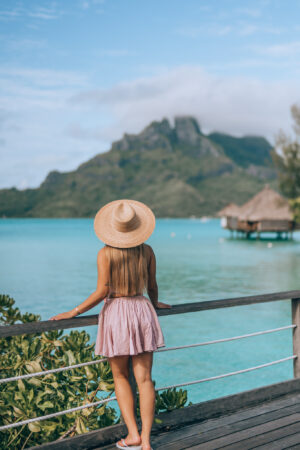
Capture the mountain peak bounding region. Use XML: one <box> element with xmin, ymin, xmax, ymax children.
<box><xmin>174</xmin><ymin>116</ymin><xmax>202</xmax><ymax>145</ymax></box>
<box><xmin>142</xmin><ymin>118</ymin><xmax>172</xmax><ymax>136</ymax></box>
<box><xmin>112</xmin><ymin>117</ymin><xmax>173</xmax><ymax>152</ymax></box>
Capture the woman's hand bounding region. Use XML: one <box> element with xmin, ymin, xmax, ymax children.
<box><xmin>50</xmin><ymin>311</ymin><xmax>75</xmax><ymax>321</ymax></box>
<box><xmin>155</xmin><ymin>301</ymin><xmax>172</xmax><ymax>309</ymax></box>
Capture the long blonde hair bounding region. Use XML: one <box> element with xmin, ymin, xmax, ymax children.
<box><xmin>105</xmin><ymin>244</ymin><xmax>148</xmax><ymax>296</ymax></box>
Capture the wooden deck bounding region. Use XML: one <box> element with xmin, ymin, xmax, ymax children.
<box><xmin>100</xmin><ymin>392</ymin><xmax>300</xmax><ymax>449</ymax></box>
<box><xmin>33</xmin><ymin>378</ymin><xmax>300</xmax><ymax>450</ymax></box>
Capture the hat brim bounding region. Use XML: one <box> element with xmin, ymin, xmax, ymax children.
<box><xmin>94</xmin><ymin>199</ymin><xmax>156</xmax><ymax>248</ymax></box>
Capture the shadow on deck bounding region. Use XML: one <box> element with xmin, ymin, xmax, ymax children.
<box><xmin>33</xmin><ymin>378</ymin><xmax>300</xmax><ymax>450</ymax></box>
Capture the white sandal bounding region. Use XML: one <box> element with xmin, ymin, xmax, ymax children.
<box><xmin>115</xmin><ymin>438</ymin><xmax>142</xmax><ymax>449</ymax></box>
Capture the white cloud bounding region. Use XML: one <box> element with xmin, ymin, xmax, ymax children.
<box><xmin>176</xmin><ymin>24</ymin><xmax>232</xmax><ymax>38</ymax></box>
<box><xmin>0</xmin><ymin>67</ymin><xmax>97</xmax><ymax>189</ymax></box>
<box><xmin>253</xmin><ymin>41</ymin><xmax>300</xmax><ymax>57</ymax></box>
<box><xmin>235</xmin><ymin>7</ymin><xmax>262</xmax><ymax>18</ymax></box>
<box><xmin>96</xmin><ymin>49</ymin><xmax>136</xmax><ymax>57</ymax></box>
<box><xmin>5</xmin><ymin>38</ymin><xmax>46</xmax><ymax>51</ymax></box>
<box><xmin>0</xmin><ymin>5</ymin><xmax>63</xmax><ymax>21</ymax></box>
<box><xmin>2</xmin><ymin>65</ymin><xmax>300</xmax><ymax>189</ymax></box>
<box><xmin>0</xmin><ymin>67</ymin><xmax>88</xmax><ymax>89</ymax></box>
<box><xmin>238</xmin><ymin>24</ymin><xmax>285</xmax><ymax>36</ymax></box>
<box><xmin>71</xmin><ymin>65</ymin><xmax>299</xmax><ymax>143</ymax></box>
<box><xmin>239</xmin><ymin>24</ymin><xmax>258</xmax><ymax>36</ymax></box>
<box><xmin>81</xmin><ymin>1</ymin><xmax>90</xmax><ymax>10</ymax></box>
<box><xmin>177</xmin><ymin>22</ymin><xmax>285</xmax><ymax>39</ymax></box>
<box><xmin>80</xmin><ymin>0</ymin><xmax>105</xmax><ymax>10</ymax></box>
<box><xmin>0</xmin><ymin>7</ymin><xmax>22</xmax><ymax>19</ymax></box>
<box><xmin>28</xmin><ymin>12</ymin><xmax>58</xmax><ymax>20</ymax></box>
<box><xmin>27</xmin><ymin>6</ymin><xmax>61</xmax><ymax>20</ymax></box>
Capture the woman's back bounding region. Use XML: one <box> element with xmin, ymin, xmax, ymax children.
<box><xmin>102</xmin><ymin>243</ymin><xmax>157</xmax><ymax>301</ymax></box>
<box><xmin>94</xmin><ymin>241</ymin><xmax>164</xmax><ymax>358</ymax></box>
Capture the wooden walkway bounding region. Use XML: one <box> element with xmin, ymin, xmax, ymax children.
<box><xmin>33</xmin><ymin>378</ymin><xmax>300</xmax><ymax>450</ymax></box>
<box><xmin>100</xmin><ymin>392</ymin><xmax>300</xmax><ymax>450</ymax></box>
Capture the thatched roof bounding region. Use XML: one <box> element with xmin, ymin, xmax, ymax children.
<box><xmin>238</xmin><ymin>185</ymin><xmax>293</xmax><ymax>221</ymax></box>
<box><xmin>217</xmin><ymin>203</ymin><xmax>240</xmax><ymax>217</ymax></box>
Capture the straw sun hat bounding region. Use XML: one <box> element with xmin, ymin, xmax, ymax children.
<box><xmin>94</xmin><ymin>199</ymin><xmax>156</xmax><ymax>248</ymax></box>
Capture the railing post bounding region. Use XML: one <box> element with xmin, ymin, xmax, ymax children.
<box><xmin>291</xmin><ymin>298</ymin><xmax>300</xmax><ymax>378</ymax></box>
<box><xmin>119</xmin><ymin>356</ymin><xmax>137</xmax><ymax>424</ymax></box>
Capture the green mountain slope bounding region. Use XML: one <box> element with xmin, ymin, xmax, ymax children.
<box><xmin>208</xmin><ymin>132</ymin><xmax>273</xmax><ymax>167</ymax></box>
<box><xmin>0</xmin><ymin>116</ymin><xmax>277</xmax><ymax>218</ymax></box>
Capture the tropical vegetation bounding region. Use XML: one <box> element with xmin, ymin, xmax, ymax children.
<box><xmin>0</xmin><ymin>294</ymin><xmax>191</xmax><ymax>449</ymax></box>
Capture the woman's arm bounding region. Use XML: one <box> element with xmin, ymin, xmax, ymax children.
<box><xmin>50</xmin><ymin>247</ymin><xmax>110</xmax><ymax>320</ymax></box>
<box><xmin>147</xmin><ymin>246</ymin><xmax>171</xmax><ymax>309</ymax></box>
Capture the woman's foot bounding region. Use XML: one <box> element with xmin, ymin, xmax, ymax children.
<box><xmin>141</xmin><ymin>438</ymin><xmax>152</xmax><ymax>450</ymax></box>
<box><xmin>116</xmin><ymin>434</ymin><xmax>142</xmax><ymax>448</ymax></box>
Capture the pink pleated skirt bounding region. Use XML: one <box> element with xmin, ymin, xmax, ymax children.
<box><xmin>94</xmin><ymin>295</ymin><xmax>166</xmax><ymax>357</ymax></box>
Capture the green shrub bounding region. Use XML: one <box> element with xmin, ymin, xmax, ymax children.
<box><xmin>0</xmin><ymin>295</ymin><xmax>191</xmax><ymax>449</ymax></box>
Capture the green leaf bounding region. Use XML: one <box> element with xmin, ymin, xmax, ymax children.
<box><xmin>25</xmin><ymin>360</ymin><xmax>42</xmax><ymax>373</ymax></box>
<box><xmin>17</xmin><ymin>379</ymin><xmax>25</xmax><ymax>392</ymax></box>
<box><xmin>39</xmin><ymin>401</ymin><xmax>54</xmax><ymax>411</ymax></box>
<box><xmin>65</xmin><ymin>350</ymin><xmax>76</xmax><ymax>365</ymax></box>
<box><xmin>28</xmin><ymin>421</ymin><xmax>41</xmax><ymax>432</ymax></box>
<box><xmin>27</xmin><ymin>377</ymin><xmax>42</xmax><ymax>387</ymax></box>
<box><xmin>40</xmin><ymin>422</ymin><xmax>57</xmax><ymax>432</ymax></box>
<box><xmin>28</xmin><ymin>389</ymin><xmax>34</xmax><ymax>403</ymax></box>
<box><xmin>76</xmin><ymin>417</ymin><xmax>87</xmax><ymax>434</ymax></box>
<box><xmin>98</xmin><ymin>381</ymin><xmax>115</xmax><ymax>391</ymax></box>
<box><xmin>13</xmin><ymin>406</ymin><xmax>23</xmax><ymax>416</ymax></box>
<box><xmin>84</xmin><ymin>366</ymin><xmax>94</xmax><ymax>380</ymax></box>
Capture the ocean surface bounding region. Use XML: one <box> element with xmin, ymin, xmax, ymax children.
<box><xmin>1</xmin><ymin>218</ymin><xmax>300</xmax><ymax>411</ymax></box>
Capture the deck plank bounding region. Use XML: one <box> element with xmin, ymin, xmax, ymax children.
<box><xmin>153</xmin><ymin>393</ymin><xmax>300</xmax><ymax>448</ymax></box>
<box><xmin>186</xmin><ymin>415</ymin><xmax>300</xmax><ymax>449</ymax></box>
<box><xmin>220</xmin><ymin>422</ymin><xmax>300</xmax><ymax>450</ymax></box>
<box><xmin>156</xmin><ymin>405</ymin><xmax>300</xmax><ymax>449</ymax></box>
<box><xmin>253</xmin><ymin>432</ymin><xmax>300</xmax><ymax>449</ymax></box>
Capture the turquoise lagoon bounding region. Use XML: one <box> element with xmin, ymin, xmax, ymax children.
<box><xmin>1</xmin><ymin>218</ymin><xmax>300</xmax><ymax>408</ymax></box>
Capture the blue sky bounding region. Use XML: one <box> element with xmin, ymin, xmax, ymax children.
<box><xmin>1</xmin><ymin>0</ymin><xmax>300</xmax><ymax>189</ymax></box>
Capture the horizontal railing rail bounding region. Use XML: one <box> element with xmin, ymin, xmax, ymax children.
<box><xmin>1</xmin><ymin>289</ymin><xmax>300</xmax><ymax>338</ymax></box>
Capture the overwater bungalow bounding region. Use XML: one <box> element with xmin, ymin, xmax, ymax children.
<box><xmin>219</xmin><ymin>185</ymin><xmax>296</xmax><ymax>239</ymax></box>
<box><xmin>217</xmin><ymin>202</ymin><xmax>240</xmax><ymax>230</ymax></box>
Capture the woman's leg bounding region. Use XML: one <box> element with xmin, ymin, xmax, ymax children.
<box><xmin>108</xmin><ymin>355</ymin><xmax>141</xmax><ymax>447</ymax></box>
<box><xmin>132</xmin><ymin>352</ymin><xmax>154</xmax><ymax>449</ymax></box>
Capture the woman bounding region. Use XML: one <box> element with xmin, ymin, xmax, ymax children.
<box><xmin>50</xmin><ymin>199</ymin><xmax>171</xmax><ymax>450</ymax></box>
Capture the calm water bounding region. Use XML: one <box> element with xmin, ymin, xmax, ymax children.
<box><xmin>1</xmin><ymin>218</ymin><xmax>300</xmax><ymax>408</ymax></box>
